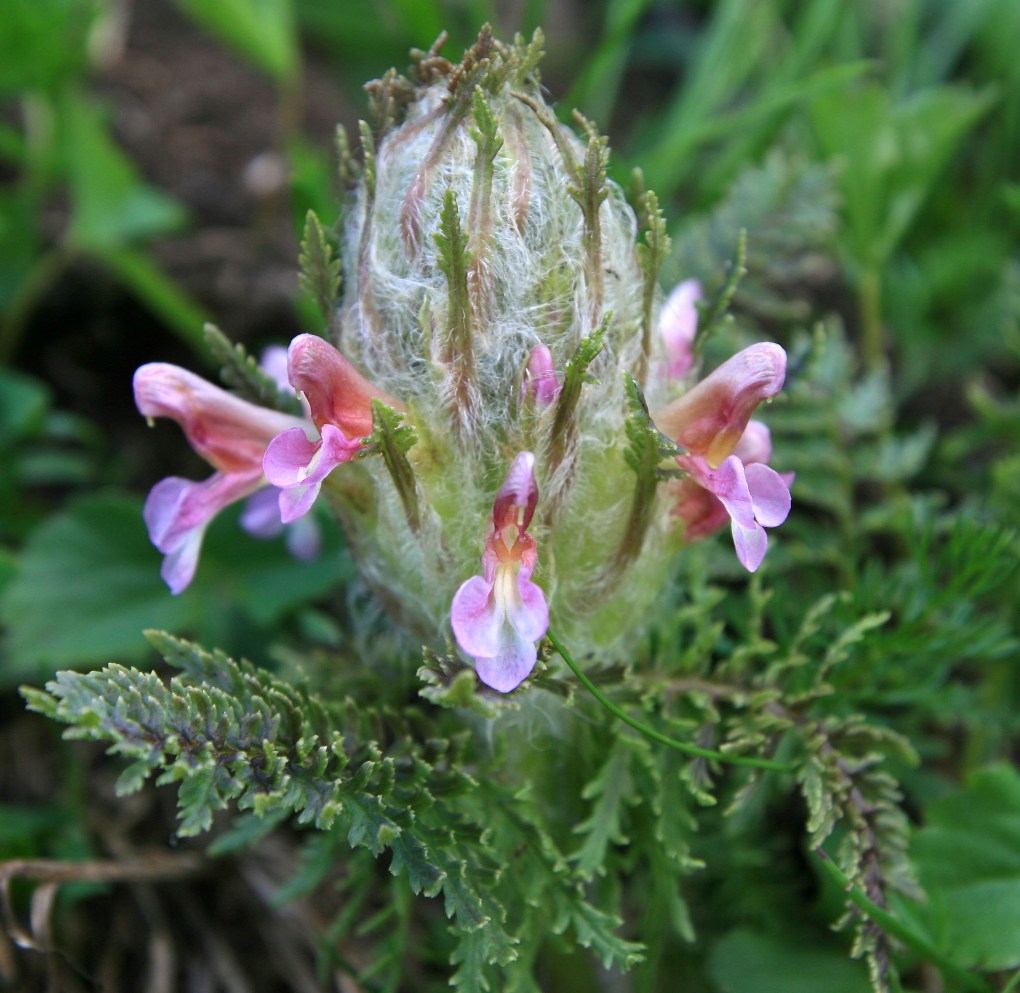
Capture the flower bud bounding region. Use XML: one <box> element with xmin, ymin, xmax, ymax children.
<box><xmin>321</xmin><ymin>28</ymin><xmax>679</xmax><ymax>656</ymax></box>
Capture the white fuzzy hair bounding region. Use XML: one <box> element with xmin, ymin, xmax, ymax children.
<box><xmin>328</xmin><ymin>74</ymin><xmax>676</xmax><ymax>657</ymax></box>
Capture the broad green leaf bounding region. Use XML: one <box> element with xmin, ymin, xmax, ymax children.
<box><xmin>0</xmin><ymin>367</ymin><xmax>50</xmax><ymax>440</ymax></box>
<box><xmin>0</xmin><ymin>494</ymin><xmax>197</xmax><ymax>680</ymax></box>
<box><xmin>62</xmin><ymin>91</ymin><xmax>187</xmax><ymax>251</ymax></box>
<box><xmin>709</xmin><ymin>929</ymin><xmax>870</xmax><ymax>993</ymax></box>
<box><xmin>0</xmin><ymin>493</ymin><xmax>348</xmax><ymax>680</ymax></box>
<box><xmin>0</xmin><ymin>0</ymin><xmax>96</xmax><ymax>94</ymax></box>
<box><xmin>177</xmin><ymin>0</ymin><xmax>298</xmax><ymax>83</ymax></box>
<box><xmin>911</xmin><ymin>764</ymin><xmax>1020</xmax><ymax>970</ymax></box>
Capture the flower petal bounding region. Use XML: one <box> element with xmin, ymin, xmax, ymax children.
<box><xmin>670</xmin><ymin>477</ymin><xmax>730</xmax><ymax>541</ymax></box>
<box><xmin>264</xmin><ymin>424</ymin><xmax>363</xmax><ymax>523</ymax></box>
<box><xmin>144</xmin><ymin>471</ymin><xmax>261</xmax><ymax>593</ymax></box>
<box><xmin>492</xmin><ymin>451</ymin><xmax>539</xmax><ymax>531</ymax></box>
<box><xmin>681</xmin><ymin>455</ymin><xmax>757</xmax><ymax>530</ymax></box>
<box><xmin>509</xmin><ymin>572</ymin><xmax>549</xmax><ymax>643</ymax></box>
<box><xmin>659</xmin><ymin>278</ymin><xmax>702</xmax><ymax>380</ymax></box>
<box><xmin>240</xmin><ymin>487</ymin><xmax>284</xmax><ymax>539</ymax></box>
<box><xmin>287</xmin><ymin>333</ymin><xmax>400</xmax><ymax>437</ymax></box>
<box><xmin>451</xmin><ymin>575</ymin><xmax>502</xmax><ymax>659</ymax></box>
<box><xmin>523</xmin><ymin>345</ymin><xmax>560</xmax><ymax>405</ymax></box>
<box><xmin>263</xmin><ymin>426</ymin><xmax>322</xmax><ymax>488</ymax></box>
<box><xmin>651</xmin><ymin>343</ymin><xmax>786</xmax><ymax>466</ymax></box>
<box><xmin>134</xmin><ymin>363</ymin><xmax>300</xmax><ymax>474</ymax></box>
<box><xmin>731</xmin><ymin>519</ymin><xmax>769</xmax><ymax>572</ymax></box>
<box><xmin>745</xmin><ymin>462</ymin><xmax>792</xmax><ymax>528</ymax></box>
<box><xmin>284</xmin><ymin>515</ymin><xmax>321</xmax><ymax>561</ymax></box>
<box><xmin>475</xmin><ymin>635</ymin><xmax>538</xmax><ymax>693</ymax></box>
<box><xmin>733</xmin><ymin>420</ymin><xmax>772</xmax><ymax>465</ymax></box>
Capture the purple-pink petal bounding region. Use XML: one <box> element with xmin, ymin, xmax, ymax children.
<box><xmin>284</xmin><ymin>515</ymin><xmax>321</xmax><ymax>561</ymax></box>
<box><xmin>451</xmin><ymin>576</ymin><xmax>502</xmax><ymax>659</ymax></box>
<box><xmin>240</xmin><ymin>487</ymin><xmax>285</xmax><ymax>538</ymax></box>
<box><xmin>745</xmin><ymin>462</ymin><xmax>791</xmax><ymax>528</ymax></box>
<box><xmin>240</xmin><ymin>487</ymin><xmax>321</xmax><ymax>561</ymax></box>
<box><xmin>492</xmin><ymin>451</ymin><xmax>539</xmax><ymax>530</ymax></box>
<box><xmin>660</xmin><ymin>279</ymin><xmax>702</xmax><ymax>380</ymax></box>
<box><xmin>144</xmin><ymin>471</ymin><xmax>261</xmax><ymax>594</ymax></box>
<box><xmin>731</xmin><ymin>519</ymin><xmax>769</xmax><ymax>572</ymax></box>
<box><xmin>523</xmin><ymin>345</ymin><xmax>560</xmax><ymax>406</ymax></box>
<box><xmin>450</xmin><ymin>557</ymin><xmax>549</xmax><ymax>692</ymax></box>
<box><xmin>263</xmin><ymin>427</ymin><xmax>322</xmax><ymax>488</ymax></box>
<box><xmin>684</xmin><ymin>455</ymin><xmax>756</xmax><ymax>531</ymax></box>
<box><xmin>511</xmin><ymin>573</ymin><xmax>549</xmax><ymax>643</ymax></box>
<box><xmin>733</xmin><ymin>420</ymin><xmax>772</xmax><ymax>465</ymax></box>
<box><xmin>652</xmin><ymin>342</ymin><xmax>787</xmax><ymax>466</ymax></box>
<box><xmin>475</xmin><ymin>636</ymin><xmax>538</xmax><ymax>693</ymax></box>
<box><xmin>264</xmin><ymin>424</ymin><xmax>363</xmax><ymax>523</ymax></box>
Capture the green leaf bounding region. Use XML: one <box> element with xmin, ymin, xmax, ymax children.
<box><xmin>176</xmin><ymin>0</ymin><xmax>298</xmax><ymax>83</ymax></box>
<box><xmin>298</xmin><ymin>210</ymin><xmax>342</xmax><ymax>324</ymax></box>
<box><xmin>911</xmin><ymin>764</ymin><xmax>1020</xmax><ymax>970</ymax></box>
<box><xmin>0</xmin><ymin>366</ymin><xmax>50</xmax><ymax>441</ymax></box>
<box><xmin>363</xmin><ymin>399</ymin><xmax>420</xmax><ymax>533</ymax></box>
<box><xmin>571</xmin><ymin>740</ymin><xmax>634</xmax><ymax>879</ymax></box>
<box><xmin>62</xmin><ymin>92</ymin><xmax>188</xmax><ymax>251</ymax></box>
<box><xmin>0</xmin><ymin>0</ymin><xmax>96</xmax><ymax>94</ymax></box>
<box><xmin>563</xmin><ymin>899</ymin><xmax>644</xmax><ymax>970</ymax></box>
<box><xmin>451</xmin><ymin>928</ymin><xmax>495</xmax><ymax>992</ymax></box>
<box><xmin>709</xmin><ymin>929</ymin><xmax>871</xmax><ymax>993</ymax></box>
<box><xmin>0</xmin><ymin>494</ymin><xmax>196</xmax><ymax>680</ymax></box>
<box><xmin>0</xmin><ymin>494</ymin><xmax>348</xmax><ymax>681</ymax></box>
<box><xmin>810</xmin><ymin>82</ymin><xmax>996</xmax><ymax>268</ymax></box>
<box><xmin>203</xmin><ymin>323</ymin><xmax>302</xmax><ymax>414</ymax></box>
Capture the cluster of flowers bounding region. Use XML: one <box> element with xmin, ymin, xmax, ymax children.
<box><xmin>134</xmin><ymin>29</ymin><xmax>795</xmax><ymax>694</ymax></box>
<box><xmin>135</xmin><ymin>278</ymin><xmax>790</xmax><ymax>693</ymax></box>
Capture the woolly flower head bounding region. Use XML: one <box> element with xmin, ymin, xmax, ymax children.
<box><xmin>136</xmin><ymin>28</ymin><xmax>791</xmax><ymax>690</ymax></box>
<box><xmin>325</xmin><ymin>28</ymin><xmax>683</xmax><ymax>655</ymax></box>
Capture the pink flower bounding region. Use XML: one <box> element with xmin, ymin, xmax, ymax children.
<box><xmin>262</xmin><ymin>334</ymin><xmax>401</xmax><ymax>523</ymax></box>
<box><xmin>652</xmin><ymin>342</ymin><xmax>786</xmax><ymax>467</ymax></box>
<box><xmin>450</xmin><ymin>452</ymin><xmax>549</xmax><ymax>692</ymax></box>
<box><xmin>659</xmin><ymin>279</ymin><xmax>702</xmax><ymax>380</ymax></box>
<box><xmin>522</xmin><ymin>344</ymin><xmax>561</xmax><ymax>406</ymax></box>
<box><xmin>134</xmin><ymin>363</ymin><xmax>304</xmax><ymax>593</ymax></box>
<box><xmin>672</xmin><ymin>421</ymin><xmax>792</xmax><ymax>571</ymax></box>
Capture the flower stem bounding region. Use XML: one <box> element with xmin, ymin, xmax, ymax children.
<box><xmin>813</xmin><ymin>848</ymin><xmax>994</xmax><ymax>993</ymax></box>
<box><xmin>546</xmin><ymin>629</ymin><xmax>793</xmax><ymax>773</ymax></box>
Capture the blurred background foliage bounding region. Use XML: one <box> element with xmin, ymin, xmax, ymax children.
<box><xmin>1</xmin><ymin>0</ymin><xmax>1019</xmax><ymax>991</ymax></box>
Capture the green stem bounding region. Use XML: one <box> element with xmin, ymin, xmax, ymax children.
<box><xmin>546</xmin><ymin>629</ymin><xmax>793</xmax><ymax>773</ymax></box>
<box><xmin>814</xmin><ymin>848</ymin><xmax>994</xmax><ymax>993</ymax></box>
<box><xmin>858</xmin><ymin>265</ymin><xmax>884</xmax><ymax>370</ymax></box>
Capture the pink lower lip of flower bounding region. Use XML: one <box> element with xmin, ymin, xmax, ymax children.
<box><xmin>144</xmin><ymin>469</ymin><xmax>264</xmax><ymax>593</ymax></box>
<box><xmin>677</xmin><ymin>451</ymin><xmax>792</xmax><ymax>571</ymax></box>
<box><xmin>262</xmin><ymin>423</ymin><xmax>364</xmax><ymax>523</ymax></box>
<box><xmin>240</xmin><ymin>487</ymin><xmax>321</xmax><ymax>561</ymax></box>
<box><xmin>652</xmin><ymin>342</ymin><xmax>787</xmax><ymax>467</ymax></box>
<box><xmin>135</xmin><ymin>362</ymin><xmax>312</xmax><ymax>594</ymax></box>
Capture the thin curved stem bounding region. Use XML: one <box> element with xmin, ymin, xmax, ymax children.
<box><xmin>814</xmin><ymin>848</ymin><xmax>993</xmax><ymax>993</ymax></box>
<box><xmin>546</xmin><ymin>629</ymin><xmax>793</xmax><ymax>773</ymax></box>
